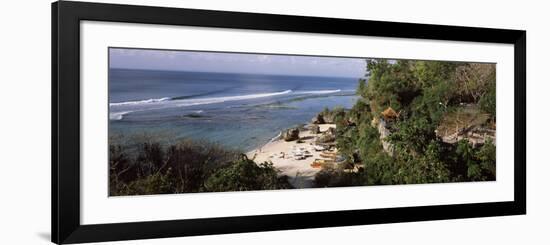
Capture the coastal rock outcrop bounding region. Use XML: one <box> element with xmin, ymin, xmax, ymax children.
<box><xmin>434</xmin><ymin>105</ymin><xmax>496</xmax><ymax>147</ymax></box>
<box><xmin>326</xmin><ymin>127</ymin><xmax>336</xmax><ymax>136</ymax></box>
<box><xmin>315</xmin><ymin>127</ymin><xmax>336</xmax><ymax>144</ymax></box>
<box><xmin>311</xmin><ymin>114</ymin><xmax>325</xmax><ymax>124</ymax></box>
<box><xmin>377</xmin><ymin>118</ymin><xmax>394</xmax><ymax>156</ymax></box>
<box><xmin>312</xmin><ymin>108</ymin><xmax>348</xmax><ymax>124</ymax></box>
<box><xmin>283</xmin><ymin>128</ymin><xmax>300</xmax><ymax>141</ymax></box>
<box><xmin>310</xmin><ymin>125</ymin><xmax>320</xmax><ymax>134</ymax></box>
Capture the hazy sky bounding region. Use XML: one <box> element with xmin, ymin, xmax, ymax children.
<box><xmin>109</xmin><ymin>48</ymin><xmax>366</xmax><ymax>78</ymax></box>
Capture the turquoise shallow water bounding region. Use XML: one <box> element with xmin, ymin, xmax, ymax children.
<box><xmin>109</xmin><ymin>69</ymin><xmax>361</xmax><ymax>152</ymax></box>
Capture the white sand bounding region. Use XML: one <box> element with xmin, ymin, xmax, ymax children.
<box><xmin>246</xmin><ymin>124</ymin><xmax>336</xmax><ymax>188</ymax></box>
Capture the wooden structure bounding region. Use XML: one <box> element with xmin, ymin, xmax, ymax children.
<box><xmin>381</xmin><ymin>107</ymin><xmax>399</xmax><ymax>120</ymax></box>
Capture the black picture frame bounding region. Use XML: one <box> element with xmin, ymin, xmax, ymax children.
<box><xmin>52</xmin><ymin>1</ymin><xmax>526</xmax><ymax>244</ymax></box>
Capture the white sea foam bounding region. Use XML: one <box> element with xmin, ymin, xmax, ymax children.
<box><xmin>109</xmin><ymin>97</ymin><xmax>171</xmax><ymax>106</ymax></box>
<box><xmin>109</xmin><ymin>111</ymin><xmax>132</xmax><ymax>120</ymax></box>
<box><xmin>178</xmin><ymin>90</ymin><xmax>293</xmax><ymax>106</ymax></box>
<box><xmin>294</xmin><ymin>89</ymin><xmax>341</xmax><ymax>94</ymax></box>
<box><xmin>269</xmin><ymin>131</ymin><xmax>282</xmax><ymax>142</ymax></box>
<box><xmin>109</xmin><ymin>90</ymin><xmax>292</xmax><ymax>120</ymax></box>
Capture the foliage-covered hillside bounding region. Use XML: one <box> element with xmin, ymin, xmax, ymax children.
<box><xmin>109</xmin><ymin>59</ymin><xmax>498</xmax><ymax>194</ymax></box>
<box><xmin>316</xmin><ymin>59</ymin><xmax>496</xmax><ymax>187</ymax></box>
<box><xmin>109</xmin><ymin>138</ymin><xmax>291</xmax><ymax>196</ymax></box>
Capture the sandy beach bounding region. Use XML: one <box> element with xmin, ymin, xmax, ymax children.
<box><xmin>247</xmin><ymin>124</ymin><xmax>337</xmax><ymax>188</ymax></box>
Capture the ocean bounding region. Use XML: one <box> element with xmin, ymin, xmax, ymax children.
<box><xmin>109</xmin><ymin>69</ymin><xmax>361</xmax><ymax>152</ymax></box>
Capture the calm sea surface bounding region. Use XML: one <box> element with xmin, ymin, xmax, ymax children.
<box><xmin>109</xmin><ymin>69</ymin><xmax>360</xmax><ymax>152</ymax></box>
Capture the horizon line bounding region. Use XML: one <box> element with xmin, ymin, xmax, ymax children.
<box><xmin>108</xmin><ymin>67</ymin><xmax>366</xmax><ymax>79</ymax></box>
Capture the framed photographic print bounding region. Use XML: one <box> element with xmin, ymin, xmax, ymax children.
<box><xmin>52</xmin><ymin>1</ymin><xmax>526</xmax><ymax>244</ymax></box>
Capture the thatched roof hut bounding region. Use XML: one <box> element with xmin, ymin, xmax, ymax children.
<box><xmin>381</xmin><ymin>107</ymin><xmax>398</xmax><ymax>120</ymax></box>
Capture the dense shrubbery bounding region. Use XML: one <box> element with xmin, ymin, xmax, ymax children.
<box><xmin>111</xmin><ymin>59</ymin><xmax>497</xmax><ymax>193</ymax></box>
<box><xmin>317</xmin><ymin>59</ymin><xmax>496</xmax><ymax>186</ymax></box>
<box><xmin>317</xmin><ymin>106</ymin><xmax>347</xmax><ymax>124</ymax></box>
<box><xmin>314</xmin><ymin>166</ymin><xmax>365</xmax><ymax>187</ymax></box>
<box><xmin>452</xmin><ymin>139</ymin><xmax>496</xmax><ymax>181</ymax></box>
<box><xmin>204</xmin><ymin>156</ymin><xmax>292</xmax><ymax>192</ymax></box>
<box><xmin>109</xmin><ymin>138</ymin><xmax>290</xmax><ymax>196</ymax></box>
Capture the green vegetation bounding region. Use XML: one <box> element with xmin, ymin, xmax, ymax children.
<box><xmin>110</xmin><ymin>59</ymin><xmax>497</xmax><ymax>194</ymax></box>
<box><xmin>204</xmin><ymin>156</ymin><xmax>292</xmax><ymax>192</ymax></box>
<box><xmin>316</xmin><ymin>59</ymin><xmax>496</xmax><ymax>186</ymax></box>
<box><xmin>109</xmin><ymin>138</ymin><xmax>291</xmax><ymax>196</ymax></box>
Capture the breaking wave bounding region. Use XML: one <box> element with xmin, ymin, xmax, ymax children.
<box><xmin>109</xmin><ymin>89</ymin><xmax>352</xmax><ymax>120</ymax></box>
<box><xmin>109</xmin><ymin>90</ymin><xmax>292</xmax><ymax>120</ymax></box>
<box><xmin>109</xmin><ymin>97</ymin><xmax>171</xmax><ymax>106</ymax></box>
<box><xmin>295</xmin><ymin>89</ymin><xmax>341</xmax><ymax>94</ymax></box>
